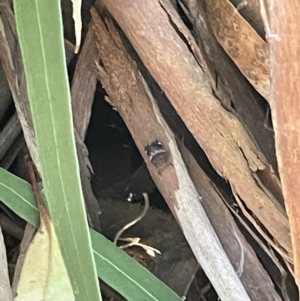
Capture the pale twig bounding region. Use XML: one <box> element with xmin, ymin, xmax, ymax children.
<box><xmin>233</xmin><ymin>229</ymin><xmax>244</xmax><ymax>277</ymax></box>
<box><xmin>118</xmin><ymin>237</ymin><xmax>161</xmax><ymax>257</ymax></box>
<box><xmin>114</xmin><ymin>193</ymin><xmax>150</xmax><ymax>245</ymax></box>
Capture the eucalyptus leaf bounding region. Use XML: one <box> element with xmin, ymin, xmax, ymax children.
<box><xmin>0</xmin><ymin>168</ymin><xmax>182</xmax><ymax>301</ymax></box>
<box><xmin>13</xmin><ymin>1</ymin><xmax>101</xmax><ymax>300</ymax></box>
<box><xmin>15</xmin><ymin>198</ymin><xmax>74</xmax><ymax>301</ymax></box>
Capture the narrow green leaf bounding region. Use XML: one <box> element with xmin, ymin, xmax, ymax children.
<box><xmin>91</xmin><ymin>231</ymin><xmax>182</xmax><ymax>301</ymax></box>
<box><xmin>0</xmin><ymin>169</ymin><xmax>39</xmax><ymax>227</ymax></box>
<box><xmin>0</xmin><ymin>167</ymin><xmax>183</xmax><ymax>301</ymax></box>
<box><xmin>13</xmin><ymin>1</ymin><xmax>101</xmax><ymax>300</ymax></box>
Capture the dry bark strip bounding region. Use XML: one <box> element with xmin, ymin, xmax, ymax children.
<box><xmin>71</xmin><ymin>24</ymin><xmax>102</xmax><ymax>232</ymax></box>
<box><xmin>266</xmin><ymin>0</ymin><xmax>300</xmax><ymax>287</ymax></box>
<box><xmin>228</xmin><ymin>0</ymin><xmax>265</xmax><ymax>38</ymax></box>
<box><xmin>71</xmin><ymin>23</ymin><xmax>98</xmax><ymax>140</ymax></box>
<box><xmin>183</xmin><ymin>0</ymin><xmax>277</xmax><ymax>170</ymax></box>
<box><xmin>178</xmin><ymin>141</ymin><xmax>282</xmax><ymax>301</ymax></box>
<box><xmin>0</xmin><ymin>213</ymin><xmax>24</xmax><ymax>240</ymax></box>
<box><xmin>91</xmin><ymin>9</ymin><xmax>251</xmax><ymax>301</ymax></box>
<box><xmin>99</xmin><ymin>0</ymin><xmax>292</xmax><ymax>259</ymax></box>
<box><xmin>205</xmin><ymin>0</ymin><xmax>270</xmax><ymax>101</ymax></box>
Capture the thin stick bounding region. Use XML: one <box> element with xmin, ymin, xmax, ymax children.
<box><xmin>114</xmin><ymin>193</ymin><xmax>150</xmax><ymax>245</ymax></box>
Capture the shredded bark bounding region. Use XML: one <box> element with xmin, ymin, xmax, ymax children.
<box><xmin>99</xmin><ymin>0</ymin><xmax>292</xmax><ymax>259</ymax></box>
<box><xmin>91</xmin><ymin>8</ymin><xmax>251</xmax><ymax>300</ymax></box>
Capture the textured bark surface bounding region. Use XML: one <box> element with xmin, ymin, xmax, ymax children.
<box><xmin>99</xmin><ymin>0</ymin><xmax>292</xmax><ymax>259</ymax></box>
<box><xmin>267</xmin><ymin>0</ymin><xmax>300</xmax><ymax>288</ymax></box>
<box><xmin>71</xmin><ymin>24</ymin><xmax>101</xmax><ymax>232</ymax></box>
<box><xmin>71</xmin><ymin>23</ymin><xmax>98</xmax><ymax>140</ymax></box>
<box><xmin>179</xmin><ymin>141</ymin><xmax>281</xmax><ymax>301</ymax></box>
<box><xmin>91</xmin><ymin>8</ymin><xmax>251</xmax><ymax>300</ymax></box>
<box><xmin>185</xmin><ymin>0</ymin><xmax>277</xmax><ymax>171</ymax></box>
<box><xmin>205</xmin><ymin>0</ymin><xmax>270</xmax><ymax>100</ymax></box>
<box><xmin>1</xmin><ymin>0</ymin><xmax>297</xmax><ymax>299</ymax></box>
<box><xmin>229</xmin><ymin>0</ymin><xmax>265</xmax><ymax>37</ymax></box>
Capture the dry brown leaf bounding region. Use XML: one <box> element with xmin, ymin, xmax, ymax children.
<box><xmin>14</xmin><ymin>200</ymin><xmax>74</xmax><ymax>301</ymax></box>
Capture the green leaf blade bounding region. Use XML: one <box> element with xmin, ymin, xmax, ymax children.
<box><xmin>13</xmin><ymin>1</ymin><xmax>101</xmax><ymax>300</ymax></box>
<box><xmin>0</xmin><ymin>167</ymin><xmax>183</xmax><ymax>301</ymax></box>
<box><xmin>0</xmin><ymin>168</ymin><xmax>39</xmax><ymax>227</ymax></box>
<box><xmin>91</xmin><ymin>230</ymin><xmax>183</xmax><ymax>301</ymax></box>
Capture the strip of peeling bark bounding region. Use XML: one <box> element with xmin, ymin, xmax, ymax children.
<box><xmin>0</xmin><ymin>0</ymin><xmax>39</xmax><ymax>169</ymax></box>
<box><xmin>71</xmin><ymin>23</ymin><xmax>98</xmax><ymax>140</ymax></box>
<box><xmin>178</xmin><ymin>141</ymin><xmax>282</xmax><ymax>301</ymax></box>
<box><xmin>71</xmin><ymin>24</ymin><xmax>101</xmax><ymax>232</ymax></box>
<box><xmin>266</xmin><ymin>0</ymin><xmax>300</xmax><ymax>287</ymax></box>
<box><xmin>183</xmin><ymin>0</ymin><xmax>277</xmax><ymax>171</ymax></box>
<box><xmin>98</xmin><ymin>0</ymin><xmax>292</xmax><ymax>259</ymax></box>
<box><xmin>205</xmin><ymin>0</ymin><xmax>270</xmax><ymax>100</ymax></box>
<box><xmin>91</xmin><ymin>9</ymin><xmax>251</xmax><ymax>301</ymax></box>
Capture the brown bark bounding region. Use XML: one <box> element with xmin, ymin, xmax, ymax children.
<box><xmin>184</xmin><ymin>0</ymin><xmax>277</xmax><ymax>170</ymax></box>
<box><xmin>179</xmin><ymin>141</ymin><xmax>282</xmax><ymax>301</ymax></box>
<box><xmin>90</xmin><ymin>7</ymin><xmax>274</xmax><ymax>300</ymax></box>
<box><xmin>92</xmin><ymin>10</ymin><xmax>249</xmax><ymax>300</ymax></box>
<box><xmin>229</xmin><ymin>0</ymin><xmax>265</xmax><ymax>38</ymax></box>
<box><xmin>99</xmin><ymin>0</ymin><xmax>292</xmax><ymax>260</ymax></box>
<box><xmin>267</xmin><ymin>0</ymin><xmax>300</xmax><ymax>289</ymax></box>
<box><xmin>205</xmin><ymin>0</ymin><xmax>270</xmax><ymax>100</ymax></box>
<box><xmin>71</xmin><ymin>24</ymin><xmax>102</xmax><ymax>232</ymax></box>
<box><xmin>71</xmin><ymin>24</ymin><xmax>98</xmax><ymax>140</ymax></box>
